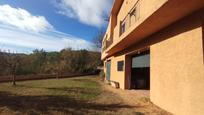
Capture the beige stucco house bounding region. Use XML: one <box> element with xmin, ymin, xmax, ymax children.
<box><xmin>101</xmin><ymin>0</ymin><xmax>204</xmax><ymax>114</ymax></box>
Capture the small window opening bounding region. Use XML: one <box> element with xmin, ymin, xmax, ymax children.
<box><xmin>117</xmin><ymin>61</ymin><xmax>124</xmax><ymax>71</ymax></box>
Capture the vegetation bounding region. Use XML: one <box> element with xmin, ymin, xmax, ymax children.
<box><xmin>99</xmin><ymin>70</ymin><xmax>105</xmax><ymax>81</ymax></box>
<box><xmin>0</xmin><ymin>51</ymin><xmax>21</xmax><ymax>85</ymax></box>
<box><xmin>0</xmin><ymin>76</ymin><xmax>101</xmax><ymax>100</ymax></box>
<box><xmin>92</xmin><ymin>30</ymin><xmax>105</xmax><ymax>49</ymax></box>
<box><xmin>0</xmin><ymin>49</ymin><xmax>102</xmax><ymax>85</ymax></box>
<box><xmin>0</xmin><ymin>27</ymin><xmax>105</xmax><ymax>85</ymax></box>
<box><xmin>0</xmin><ymin>76</ymin><xmax>136</xmax><ymax>115</ymax></box>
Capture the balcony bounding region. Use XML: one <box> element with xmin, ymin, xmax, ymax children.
<box><xmin>102</xmin><ymin>37</ymin><xmax>113</xmax><ymax>52</ymax></box>
<box><xmin>102</xmin><ymin>0</ymin><xmax>204</xmax><ymax>60</ymax></box>
<box><xmin>119</xmin><ymin>0</ymin><xmax>140</xmax><ymax>36</ymax></box>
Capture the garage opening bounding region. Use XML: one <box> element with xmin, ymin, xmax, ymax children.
<box><xmin>131</xmin><ymin>50</ymin><xmax>150</xmax><ymax>90</ymax></box>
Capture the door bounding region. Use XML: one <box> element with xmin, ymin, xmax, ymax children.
<box><xmin>106</xmin><ymin>60</ymin><xmax>111</xmax><ymax>81</ymax></box>
<box><xmin>131</xmin><ymin>51</ymin><xmax>150</xmax><ymax>89</ymax></box>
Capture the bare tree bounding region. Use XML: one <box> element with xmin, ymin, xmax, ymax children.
<box><xmin>1</xmin><ymin>50</ymin><xmax>21</xmax><ymax>85</ymax></box>
<box><xmin>102</xmin><ymin>12</ymin><xmax>110</xmax><ymax>22</ymax></box>
<box><xmin>0</xmin><ymin>50</ymin><xmax>5</xmax><ymax>75</ymax></box>
<box><xmin>92</xmin><ymin>30</ymin><xmax>105</xmax><ymax>49</ymax></box>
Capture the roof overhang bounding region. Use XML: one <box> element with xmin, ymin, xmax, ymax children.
<box><xmin>111</xmin><ymin>0</ymin><xmax>124</xmax><ymax>15</ymax></box>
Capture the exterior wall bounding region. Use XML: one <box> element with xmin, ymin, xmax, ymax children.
<box><xmin>104</xmin><ymin>55</ymin><xmax>126</xmax><ymax>89</ymax></box>
<box><xmin>102</xmin><ymin>0</ymin><xmax>204</xmax><ymax>114</ymax></box>
<box><xmin>113</xmin><ymin>0</ymin><xmax>167</xmax><ymax>44</ymax></box>
<box><xmin>103</xmin><ymin>8</ymin><xmax>204</xmax><ymax>115</ymax></box>
<box><xmin>150</xmin><ymin>13</ymin><xmax>204</xmax><ymax>115</ymax></box>
<box><xmin>102</xmin><ymin>0</ymin><xmax>168</xmax><ymax>59</ymax></box>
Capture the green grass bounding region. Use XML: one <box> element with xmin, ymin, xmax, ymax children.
<box><xmin>11</xmin><ymin>78</ymin><xmax>98</xmax><ymax>98</ymax></box>
<box><xmin>0</xmin><ymin>76</ymin><xmax>137</xmax><ymax>115</ymax></box>
<box><xmin>0</xmin><ymin>76</ymin><xmax>101</xmax><ymax>100</ymax></box>
<box><xmin>0</xmin><ymin>76</ymin><xmax>105</xmax><ymax>115</ymax></box>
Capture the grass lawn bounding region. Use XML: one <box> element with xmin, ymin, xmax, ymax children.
<box><xmin>0</xmin><ymin>76</ymin><xmax>136</xmax><ymax>115</ymax></box>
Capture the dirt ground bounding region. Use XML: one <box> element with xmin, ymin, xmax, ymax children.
<box><xmin>94</xmin><ymin>79</ymin><xmax>172</xmax><ymax>115</ymax></box>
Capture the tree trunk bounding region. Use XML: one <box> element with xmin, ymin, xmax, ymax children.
<box><xmin>12</xmin><ymin>74</ymin><xmax>16</xmax><ymax>86</ymax></box>
<box><xmin>56</xmin><ymin>72</ymin><xmax>59</xmax><ymax>79</ymax></box>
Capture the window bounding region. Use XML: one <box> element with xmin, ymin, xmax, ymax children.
<box><xmin>130</xmin><ymin>9</ymin><xmax>136</xmax><ymax>26</ymax></box>
<box><xmin>120</xmin><ymin>21</ymin><xmax>126</xmax><ymax>35</ymax></box>
<box><xmin>117</xmin><ymin>61</ymin><xmax>124</xmax><ymax>71</ymax></box>
<box><xmin>120</xmin><ymin>1</ymin><xmax>140</xmax><ymax>36</ymax></box>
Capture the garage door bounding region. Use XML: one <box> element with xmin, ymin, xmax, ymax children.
<box><xmin>131</xmin><ymin>52</ymin><xmax>150</xmax><ymax>89</ymax></box>
<box><xmin>132</xmin><ymin>54</ymin><xmax>150</xmax><ymax>68</ymax></box>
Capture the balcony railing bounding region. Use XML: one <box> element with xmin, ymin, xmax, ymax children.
<box><xmin>120</xmin><ymin>0</ymin><xmax>140</xmax><ymax>36</ymax></box>
<box><xmin>102</xmin><ymin>37</ymin><xmax>113</xmax><ymax>52</ymax></box>
<box><xmin>103</xmin><ymin>1</ymin><xmax>140</xmax><ymax>52</ymax></box>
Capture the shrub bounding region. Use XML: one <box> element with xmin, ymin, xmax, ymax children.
<box><xmin>99</xmin><ymin>70</ymin><xmax>105</xmax><ymax>81</ymax></box>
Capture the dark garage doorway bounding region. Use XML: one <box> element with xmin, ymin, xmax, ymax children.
<box><xmin>131</xmin><ymin>51</ymin><xmax>150</xmax><ymax>90</ymax></box>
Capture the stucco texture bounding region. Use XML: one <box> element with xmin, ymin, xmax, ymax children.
<box><xmin>150</xmin><ymin>14</ymin><xmax>204</xmax><ymax>115</ymax></box>
<box><xmin>109</xmin><ymin>55</ymin><xmax>126</xmax><ymax>89</ymax></box>
<box><xmin>102</xmin><ymin>0</ymin><xmax>204</xmax><ymax>114</ymax></box>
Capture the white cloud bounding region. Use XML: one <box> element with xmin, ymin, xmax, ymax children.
<box><xmin>55</xmin><ymin>0</ymin><xmax>113</xmax><ymax>27</ymax></box>
<box><xmin>0</xmin><ymin>25</ymin><xmax>97</xmax><ymax>53</ymax></box>
<box><xmin>0</xmin><ymin>4</ymin><xmax>53</xmax><ymax>32</ymax></box>
<box><xmin>0</xmin><ymin>4</ymin><xmax>99</xmax><ymax>53</ymax></box>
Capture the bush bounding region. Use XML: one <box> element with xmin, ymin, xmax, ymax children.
<box><xmin>99</xmin><ymin>70</ymin><xmax>105</xmax><ymax>81</ymax></box>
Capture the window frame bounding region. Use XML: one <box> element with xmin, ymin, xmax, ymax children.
<box><xmin>120</xmin><ymin>21</ymin><xmax>126</xmax><ymax>36</ymax></box>
<box><xmin>117</xmin><ymin>61</ymin><xmax>124</xmax><ymax>71</ymax></box>
<box><xmin>130</xmin><ymin>8</ymin><xmax>136</xmax><ymax>26</ymax></box>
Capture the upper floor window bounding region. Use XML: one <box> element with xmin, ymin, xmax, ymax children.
<box><xmin>130</xmin><ymin>9</ymin><xmax>136</xmax><ymax>26</ymax></box>
<box><xmin>119</xmin><ymin>1</ymin><xmax>140</xmax><ymax>36</ymax></box>
<box><xmin>120</xmin><ymin>21</ymin><xmax>126</xmax><ymax>35</ymax></box>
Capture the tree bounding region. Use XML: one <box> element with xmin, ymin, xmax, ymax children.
<box><xmin>102</xmin><ymin>12</ymin><xmax>110</xmax><ymax>22</ymax></box>
<box><xmin>60</xmin><ymin>48</ymin><xmax>73</xmax><ymax>73</ymax></box>
<box><xmin>76</xmin><ymin>50</ymin><xmax>89</xmax><ymax>73</ymax></box>
<box><xmin>86</xmin><ymin>51</ymin><xmax>102</xmax><ymax>71</ymax></box>
<box><xmin>0</xmin><ymin>50</ymin><xmax>6</xmax><ymax>75</ymax></box>
<box><xmin>43</xmin><ymin>51</ymin><xmax>60</xmax><ymax>75</ymax></box>
<box><xmin>0</xmin><ymin>48</ymin><xmax>102</xmax><ymax>80</ymax></box>
<box><xmin>32</xmin><ymin>49</ymin><xmax>47</xmax><ymax>74</ymax></box>
<box><xmin>1</xmin><ymin>51</ymin><xmax>21</xmax><ymax>85</ymax></box>
<box><xmin>56</xmin><ymin>60</ymin><xmax>66</xmax><ymax>78</ymax></box>
<box><xmin>92</xmin><ymin>30</ymin><xmax>105</xmax><ymax>49</ymax></box>
<box><xmin>17</xmin><ymin>54</ymin><xmax>34</xmax><ymax>75</ymax></box>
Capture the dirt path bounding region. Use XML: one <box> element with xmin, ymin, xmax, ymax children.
<box><xmin>97</xmin><ymin>80</ymin><xmax>172</xmax><ymax>115</ymax></box>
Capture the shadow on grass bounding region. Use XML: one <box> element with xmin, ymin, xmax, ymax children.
<box><xmin>16</xmin><ymin>84</ymin><xmax>101</xmax><ymax>99</ymax></box>
<box><xmin>0</xmin><ymin>91</ymin><xmax>135</xmax><ymax>115</ymax></box>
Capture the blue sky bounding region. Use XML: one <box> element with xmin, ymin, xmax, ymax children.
<box><xmin>0</xmin><ymin>0</ymin><xmax>113</xmax><ymax>53</ymax></box>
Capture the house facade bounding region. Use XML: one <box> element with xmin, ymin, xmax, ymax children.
<box><xmin>101</xmin><ymin>0</ymin><xmax>204</xmax><ymax>114</ymax></box>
